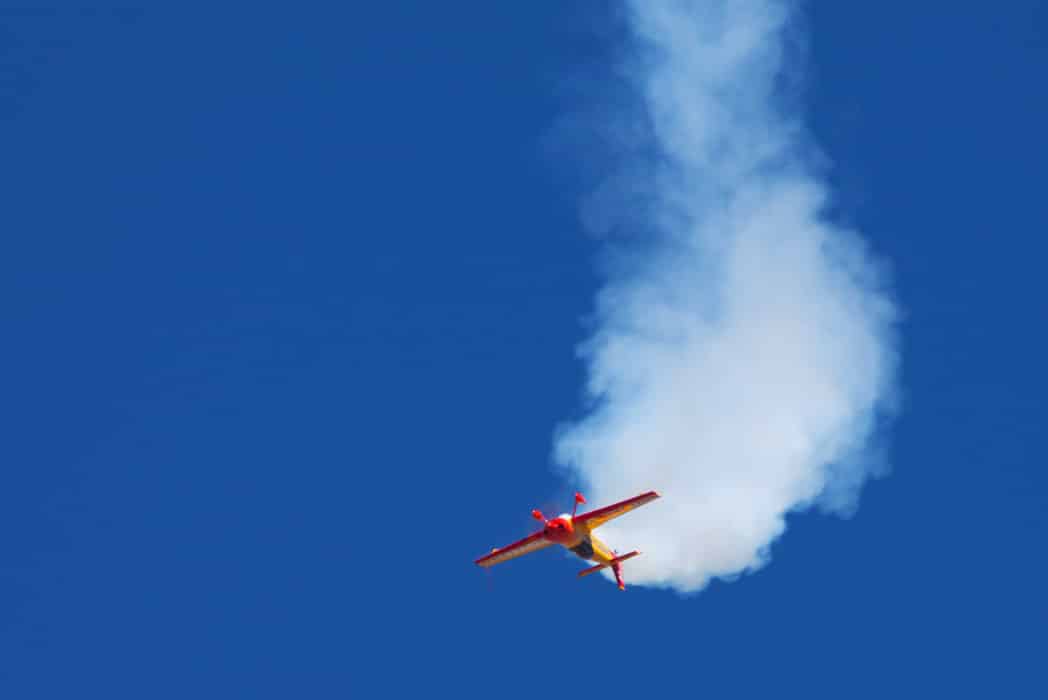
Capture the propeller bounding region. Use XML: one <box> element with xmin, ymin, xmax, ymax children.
<box><xmin>534</xmin><ymin>492</ymin><xmax>586</xmax><ymax>525</ymax></box>
<box><xmin>531</xmin><ymin>493</ymin><xmax>587</xmax><ymax>544</ymax></box>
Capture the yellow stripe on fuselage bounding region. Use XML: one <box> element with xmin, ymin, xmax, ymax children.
<box><xmin>561</xmin><ymin>518</ymin><xmax>620</xmax><ymax>564</ymax></box>
<box><xmin>561</xmin><ymin>534</ymin><xmax>615</xmax><ymax>564</ymax></box>
<box><xmin>588</xmin><ymin>533</ymin><xmax>616</xmax><ymax>564</ymax></box>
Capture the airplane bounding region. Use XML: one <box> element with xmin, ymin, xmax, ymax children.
<box><xmin>474</xmin><ymin>490</ymin><xmax>660</xmax><ymax>590</ymax></box>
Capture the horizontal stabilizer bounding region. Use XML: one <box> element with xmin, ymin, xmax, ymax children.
<box><xmin>577</xmin><ymin>562</ymin><xmax>607</xmax><ymax>578</ymax></box>
<box><xmin>576</xmin><ymin>551</ymin><xmax>640</xmax><ymax>578</ymax></box>
<box><xmin>611</xmin><ymin>550</ymin><xmax>640</xmax><ymax>565</ymax></box>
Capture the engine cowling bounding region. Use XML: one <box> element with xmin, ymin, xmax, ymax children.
<box><xmin>542</xmin><ymin>515</ymin><xmax>575</xmax><ymax>544</ymax></box>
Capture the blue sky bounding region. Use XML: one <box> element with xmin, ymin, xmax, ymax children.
<box><xmin>2</xmin><ymin>3</ymin><xmax>1046</xmax><ymax>698</ymax></box>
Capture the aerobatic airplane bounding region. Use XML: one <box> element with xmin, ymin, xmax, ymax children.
<box><xmin>475</xmin><ymin>490</ymin><xmax>660</xmax><ymax>590</ymax></box>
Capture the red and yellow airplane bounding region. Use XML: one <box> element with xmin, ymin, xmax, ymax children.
<box><xmin>475</xmin><ymin>490</ymin><xmax>660</xmax><ymax>590</ymax></box>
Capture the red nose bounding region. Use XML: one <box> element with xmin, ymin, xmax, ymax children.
<box><xmin>544</xmin><ymin>517</ymin><xmax>574</xmax><ymax>542</ymax></box>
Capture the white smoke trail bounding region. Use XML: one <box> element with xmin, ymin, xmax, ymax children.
<box><xmin>554</xmin><ymin>0</ymin><xmax>898</xmax><ymax>593</ymax></box>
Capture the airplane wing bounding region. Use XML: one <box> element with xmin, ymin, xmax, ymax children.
<box><xmin>475</xmin><ymin>531</ymin><xmax>553</xmax><ymax>568</ymax></box>
<box><xmin>573</xmin><ymin>491</ymin><xmax>660</xmax><ymax>530</ymax></box>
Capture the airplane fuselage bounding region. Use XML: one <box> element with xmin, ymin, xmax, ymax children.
<box><xmin>541</xmin><ymin>514</ymin><xmax>629</xmax><ymax>589</ymax></box>
<box><xmin>543</xmin><ymin>515</ymin><xmax>618</xmax><ymax>565</ymax></box>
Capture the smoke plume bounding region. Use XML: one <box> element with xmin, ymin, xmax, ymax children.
<box><xmin>554</xmin><ymin>0</ymin><xmax>898</xmax><ymax>593</ymax></box>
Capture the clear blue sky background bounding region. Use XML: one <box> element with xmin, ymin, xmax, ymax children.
<box><xmin>2</xmin><ymin>4</ymin><xmax>1045</xmax><ymax>698</ymax></box>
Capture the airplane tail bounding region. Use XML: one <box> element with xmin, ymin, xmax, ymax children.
<box><xmin>577</xmin><ymin>551</ymin><xmax>640</xmax><ymax>590</ymax></box>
